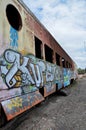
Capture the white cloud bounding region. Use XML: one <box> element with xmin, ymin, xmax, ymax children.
<box><xmin>23</xmin><ymin>0</ymin><xmax>86</xmax><ymax>69</ymax></box>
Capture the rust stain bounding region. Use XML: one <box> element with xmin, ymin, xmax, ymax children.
<box><xmin>1</xmin><ymin>91</ymin><xmax>44</xmax><ymax>121</ymax></box>
<box><xmin>13</xmin><ymin>0</ymin><xmax>22</xmax><ymax>12</ymax></box>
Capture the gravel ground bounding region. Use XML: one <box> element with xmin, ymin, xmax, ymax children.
<box><xmin>1</xmin><ymin>77</ymin><xmax>86</xmax><ymax>130</ymax></box>
<box><xmin>15</xmin><ymin>77</ymin><xmax>86</xmax><ymax>130</ymax></box>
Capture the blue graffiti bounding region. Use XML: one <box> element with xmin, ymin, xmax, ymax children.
<box><xmin>10</xmin><ymin>26</ymin><xmax>18</xmax><ymax>48</ymax></box>
<box><xmin>63</xmin><ymin>68</ymin><xmax>70</xmax><ymax>87</ymax></box>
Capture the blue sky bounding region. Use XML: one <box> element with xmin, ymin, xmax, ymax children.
<box><xmin>23</xmin><ymin>0</ymin><xmax>86</xmax><ymax>69</ymax></box>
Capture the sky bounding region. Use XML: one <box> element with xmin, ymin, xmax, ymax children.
<box><xmin>23</xmin><ymin>0</ymin><xmax>86</xmax><ymax>69</ymax></box>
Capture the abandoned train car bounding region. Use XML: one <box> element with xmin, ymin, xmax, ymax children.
<box><xmin>0</xmin><ymin>0</ymin><xmax>78</xmax><ymax>126</ymax></box>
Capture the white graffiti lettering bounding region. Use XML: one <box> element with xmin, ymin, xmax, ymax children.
<box><xmin>1</xmin><ymin>50</ymin><xmax>34</xmax><ymax>88</ymax></box>
<box><xmin>0</xmin><ymin>49</ymin><xmax>63</xmax><ymax>89</ymax></box>
<box><xmin>30</xmin><ymin>63</ymin><xmax>41</xmax><ymax>87</ymax></box>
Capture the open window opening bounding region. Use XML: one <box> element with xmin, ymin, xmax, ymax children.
<box><xmin>62</xmin><ymin>58</ymin><xmax>65</xmax><ymax>68</ymax></box>
<box><xmin>68</xmin><ymin>63</ymin><xmax>70</xmax><ymax>68</ymax></box>
<box><xmin>44</xmin><ymin>45</ymin><xmax>53</xmax><ymax>63</ymax></box>
<box><xmin>69</xmin><ymin>63</ymin><xmax>72</xmax><ymax>68</ymax></box>
<box><xmin>6</xmin><ymin>4</ymin><xmax>22</xmax><ymax>31</ymax></box>
<box><xmin>70</xmin><ymin>64</ymin><xmax>72</xmax><ymax>68</ymax></box>
<box><xmin>66</xmin><ymin>61</ymin><xmax>68</xmax><ymax>68</ymax></box>
<box><xmin>35</xmin><ymin>37</ymin><xmax>42</xmax><ymax>59</ymax></box>
<box><xmin>56</xmin><ymin>53</ymin><xmax>60</xmax><ymax>66</ymax></box>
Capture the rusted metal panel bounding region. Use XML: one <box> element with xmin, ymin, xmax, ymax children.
<box><xmin>1</xmin><ymin>91</ymin><xmax>44</xmax><ymax>121</ymax></box>
<box><xmin>34</xmin><ymin>21</ymin><xmax>43</xmax><ymax>40</ymax></box>
<box><xmin>24</xmin><ymin>11</ymin><xmax>34</xmax><ymax>33</ymax></box>
<box><xmin>40</xmin><ymin>27</ymin><xmax>48</xmax><ymax>43</ymax></box>
<box><xmin>44</xmin><ymin>84</ymin><xmax>56</xmax><ymax>97</ymax></box>
<box><xmin>0</xmin><ymin>88</ymin><xmax>22</xmax><ymax>102</ymax></box>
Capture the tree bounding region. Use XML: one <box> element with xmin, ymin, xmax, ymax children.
<box><xmin>77</xmin><ymin>68</ymin><xmax>85</xmax><ymax>74</ymax></box>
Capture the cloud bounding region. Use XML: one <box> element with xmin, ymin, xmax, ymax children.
<box><xmin>23</xmin><ymin>0</ymin><xmax>86</xmax><ymax>69</ymax></box>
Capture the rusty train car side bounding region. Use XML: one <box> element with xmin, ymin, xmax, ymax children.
<box><xmin>0</xmin><ymin>0</ymin><xmax>78</xmax><ymax>126</ymax></box>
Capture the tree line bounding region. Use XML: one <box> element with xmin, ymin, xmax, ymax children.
<box><xmin>78</xmin><ymin>68</ymin><xmax>86</xmax><ymax>74</ymax></box>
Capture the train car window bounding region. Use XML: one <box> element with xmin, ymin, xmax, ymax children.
<box><xmin>69</xmin><ymin>63</ymin><xmax>71</xmax><ymax>68</ymax></box>
<box><xmin>68</xmin><ymin>62</ymin><xmax>70</xmax><ymax>68</ymax></box>
<box><xmin>62</xmin><ymin>58</ymin><xmax>65</xmax><ymax>68</ymax></box>
<box><xmin>44</xmin><ymin>45</ymin><xmax>53</xmax><ymax>63</ymax></box>
<box><xmin>56</xmin><ymin>53</ymin><xmax>60</xmax><ymax>66</ymax></box>
<box><xmin>66</xmin><ymin>61</ymin><xmax>68</xmax><ymax>68</ymax></box>
<box><xmin>35</xmin><ymin>37</ymin><xmax>42</xmax><ymax>59</ymax></box>
<box><xmin>6</xmin><ymin>4</ymin><xmax>22</xmax><ymax>31</ymax></box>
<box><xmin>68</xmin><ymin>62</ymin><xmax>69</xmax><ymax>68</ymax></box>
<box><xmin>71</xmin><ymin>64</ymin><xmax>72</xmax><ymax>68</ymax></box>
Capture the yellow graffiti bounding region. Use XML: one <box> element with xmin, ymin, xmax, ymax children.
<box><xmin>7</xmin><ymin>97</ymin><xmax>22</xmax><ymax>110</ymax></box>
<box><xmin>14</xmin><ymin>72</ymin><xmax>22</xmax><ymax>87</ymax></box>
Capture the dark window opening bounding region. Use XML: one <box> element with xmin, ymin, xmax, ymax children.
<box><xmin>66</xmin><ymin>61</ymin><xmax>68</xmax><ymax>68</ymax></box>
<box><xmin>62</xmin><ymin>58</ymin><xmax>65</xmax><ymax>68</ymax></box>
<box><xmin>69</xmin><ymin>63</ymin><xmax>72</xmax><ymax>68</ymax></box>
<box><xmin>56</xmin><ymin>83</ymin><xmax>58</xmax><ymax>91</ymax></box>
<box><xmin>45</xmin><ymin>45</ymin><xmax>53</xmax><ymax>63</ymax></box>
<box><xmin>70</xmin><ymin>64</ymin><xmax>72</xmax><ymax>68</ymax></box>
<box><xmin>39</xmin><ymin>87</ymin><xmax>44</xmax><ymax>96</ymax></box>
<box><xmin>6</xmin><ymin>4</ymin><xmax>22</xmax><ymax>31</ymax></box>
<box><xmin>67</xmin><ymin>62</ymin><xmax>69</xmax><ymax>68</ymax></box>
<box><xmin>56</xmin><ymin>53</ymin><xmax>60</xmax><ymax>66</ymax></box>
<box><xmin>35</xmin><ymin>37</ymin><xmax>42</xmax><ymax>59</ymax></box>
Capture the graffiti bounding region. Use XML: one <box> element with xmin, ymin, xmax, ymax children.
<box><xmin>46</xmin><ymin>63</ymin><xmax>54</xmax><ymax>82</ymax></box>
<box><xmin>21</xmin><ymin>85</ymin><xmax>37</xmax><ymax>93</ymax></box>
<box><xmin>10</xmin><ymin>26</ymin><xmax>18</xmax><ymax>49</ymax></box>
<box><xmin>7</xmin><ymin>97</ymin><xmax>22</xmax><ymax>110</ymax></box>
<box><xmin>0</xmin><ymin>49</ymin><xmax>54</xmax><ymax>89</ymax></box>
<box><xmin>45</xmin><ymin>82</ymin><xmax>54</xmax><ymax>93</ymax></box>
<box><xmin>30</xmin><ymin>63</ymin><xmax>41</xmax><ymax>87</ymax></box>
<box><xmin>55</xmin><ymin>67</ymin><xmax>59</xmax><ymax>80</ymax></box>
<box><xmin>0</xmin><ymin>49</ymin><xmax>72</xmax><ymax>93</ymax></box>
<box><xmin>63</xmin><ymin>68</ymin><xmax>70</xmax><ymax>87</ymax></box>
<box><xmin>37</xmin><ymin>60</ymin><xmax>46</xmax><ymax>86</ymax></box>
<box><xmin>1</xmin><ymin>49</ymin><xmax>34</xmax><ymax>88</ymax></box>
<box><xmin>1</xmin><ymin>91</ymin><xmax>44</xmax><ymax>120</ymax></box>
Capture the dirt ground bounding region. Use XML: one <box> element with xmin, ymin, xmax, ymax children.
<box><xmin>1</xmin><ymin>76</ymin><xmax>86</xmax><ymax>130</ymax></box>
